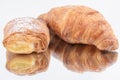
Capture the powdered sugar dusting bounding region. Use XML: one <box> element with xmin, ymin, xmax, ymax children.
<box><xmin>6</xmin><ymin>17</ymin><xmax>47</xmax><ymax>35</ymax></box>
<box><xmin>4</xmin><ymin>17</ymin><xmax>49</xmax><ymax>39</ymax></box>
<box><xmin>12</xmin><ymin>17</ymin><xmax>39</xmax><ymax>32</ymax></box>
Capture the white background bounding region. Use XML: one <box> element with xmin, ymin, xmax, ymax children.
<box><xmin>0</xmin><ymin>0</ymin><xmax>120</xmax><ymax>80</ymax></box>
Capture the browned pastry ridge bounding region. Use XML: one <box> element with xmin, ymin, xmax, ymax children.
<box><xmin>6</xmin><ymin>49</ymin><xmax>50</xmax><ymax>75</ymax></box>
<box><xmin>3</xmin><ymin>17</ymin><xmax>50</xmax><ymax>54</ymax></box>
<box><xmin>38</xmin><ymin>5</ymin><xmax>119</xmax><ymax>51</ymax></box>
<box><xmin>49</xmin><ymin>34</ymin><xmax>118</xmax><ymax>72</ymax></box>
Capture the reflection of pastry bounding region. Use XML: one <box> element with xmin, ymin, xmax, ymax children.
<box><xmin>6</xmin><ymin>49</ymin><xmax>50</xmax><ymax>75</ymax></box>
<box><xmin>38</xmin><ymin>5</ymin><xmax>119</xmax><ymax>51</ymax></box>
<box><xmin>49</xmin><ymin>34</ymin><xmax>118</xmax><ymax>72</ymax></box>
<box><xmin>3</xmin><ymin>17</ymin><xmax>50</xmax><ymax>54</ymax></box>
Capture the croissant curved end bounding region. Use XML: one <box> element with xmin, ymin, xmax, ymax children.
<box><xmin>96</xmin><ymin>38</ymin><xmax>119</xmax><ymax>51</ymax></box>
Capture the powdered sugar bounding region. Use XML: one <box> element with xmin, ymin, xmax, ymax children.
<box><xmin>12</xmin><ymin>17</ymin><xmax>39</xmax><ymax>32</ymax></box>
<box><xmin>6</xmin><ymin>17</ymin><xmax>47</xmax><ymax>35</ymax></box>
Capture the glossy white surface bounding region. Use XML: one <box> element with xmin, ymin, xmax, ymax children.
<box><xmin>0</xmin><ymin>0</ymin><xmax>120</xmax><ymax>80</ymax></box>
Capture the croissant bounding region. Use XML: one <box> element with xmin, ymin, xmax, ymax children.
<box><xmin>6</xmin><ymin>49</ymin><xmax>50</xmax><ymax>75</ymax></box>
<box><xmin>38</xmin><ymin>5</ymin><xmax>119</xmax><ymax>51</ymax></box>
<box><xmin>49</xmin><ymin>34</ymin><xmax>118</xmax><ymax>72</ymax></box>
<box><xmin>3</xmin><ymin>17</ymin><xmax>50</xmax><ymax>54</ymax></box>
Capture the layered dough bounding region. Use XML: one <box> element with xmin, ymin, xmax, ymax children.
<box><xmin>6</xmin><ymin>49</ymin><xmax>50</xmax><ymax>75</ymax></box>
<box><xmin>38</xmin><ymin>5</ymin><xmax>119</xmax><ymax>51</ymax></box>
<box><xmin>3</xmin><ymin>17</ymin><xmax>50</xmax><ymax>54</ymax></box>
<box><xmin>49</xmin><ymin>34</ymin><xmax>118</xmax><ymax>72</ymax></box>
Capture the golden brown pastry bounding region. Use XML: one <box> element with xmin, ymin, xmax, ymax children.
<box><xmin>49</xmin><ymin>34</ymin><xmax>118</xmax><ymax>72</ymax></box>
<box><xmin>6</xmin><ymin>49</ymin><xmax>50</xmax><ymax>75</ymax></box>
<box><xmin>3</xmin><ymin>17</ymin><xmax>50</xmax><ymax>54</ymax></box>
<box><xmin>38</xmin><ymin>5</ymin><xmax>119</xmax><ymax>51</ymax></box>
